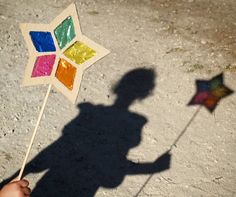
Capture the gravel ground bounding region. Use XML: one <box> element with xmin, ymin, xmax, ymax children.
<box><xmin>0</xmin><ymin>0</ymin><xmax>236</xmax><ymax>196</ymax></box>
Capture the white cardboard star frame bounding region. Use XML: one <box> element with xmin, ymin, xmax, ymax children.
<box><xmin>20</xmin><ymin>3</ymin><xmax>110</xmax><ymax>103</ymax></box>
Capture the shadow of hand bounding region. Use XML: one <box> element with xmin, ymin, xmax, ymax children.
<box><xmin>154</xmin><ymin>150</ymin><xmax>171</xmax><ymax>172</ymax></box>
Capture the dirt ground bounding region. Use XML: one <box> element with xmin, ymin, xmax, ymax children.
<box><xmin>0</xmin><ymin>0</ymin><xmax>236</xmax><ymax>196</ymax></box>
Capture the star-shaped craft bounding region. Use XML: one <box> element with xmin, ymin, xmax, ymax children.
<box><xmin>188</xmin><ymin>73</ymin><xmax>233</xmax><ymax>112</ymax></box>
<box><xmin>20</xmin><ymin>3</ymin><xmax>109</xmax><ymax>103</ymax></box>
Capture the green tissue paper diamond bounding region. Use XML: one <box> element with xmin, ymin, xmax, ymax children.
<box><xmin>54</xmin><ymin>16</ymin><xmax>76</xmax><ymax>49</ymax></box>
<box><xmin>210</xmin><ymin>77</ymin><xmax>222</xmax><ymax>90</ymax></box>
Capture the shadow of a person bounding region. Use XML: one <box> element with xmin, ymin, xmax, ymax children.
<box><xmin>1</xmin><ymin>68</ymin><xmax>171</xmax><ymax>197</ymax></box>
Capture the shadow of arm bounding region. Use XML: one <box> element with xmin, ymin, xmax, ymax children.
<box><xmin>126</xmin><ymin>151</ymin><xmax>171</xmax><ymax>175</ymax></box>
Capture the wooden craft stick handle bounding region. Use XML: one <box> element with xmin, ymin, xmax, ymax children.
<box><xmin>18</xmin><ymin>84</ymin><xmax>52</xmax><ymax>180</ymax></box>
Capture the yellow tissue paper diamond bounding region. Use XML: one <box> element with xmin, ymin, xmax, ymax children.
<box><xmin>64</xmin><ymin>41</ymin><xmax>96</xmax><ymax>65</ymax></box>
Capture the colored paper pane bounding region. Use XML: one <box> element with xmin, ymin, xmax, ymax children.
<box><xmin>210</xmin><ymin>75</ymin><xmax>223</xmax><ymax>90</ymax></box>
<box><xmin>30</xmin><ymin>31</ymin><xmax>56</xmax><ymax>52</ymax></box>
<box><xmin>196</xmin><ymin>81</ymin><xmax>210</xmax><ymax>92</ymax></box>
<box><xmin>211</xmin><ymin>86</ymin><xmax>231</xmax><ymax>98</ymax></box>
<box><xmin>191</xmin><ymin>91</ymin><xmax>210</xmax><ymax>104</ymax></box>
<box><xmin>64</xmin><ymin>41</ymin><xmax>96</xmax><ymax>64</ymax></box>
<box><xmin>32</xmin><ymin>55</ymin><xmax>56</xmax><ymax>77</ymax></box>
<box><xmin>204</xmin><ymin>94</ymin><xmax>218</xmax><ymax>111</ymax></box>
<box><xmin>55</xmin><ymin>59</ymin><xmax>77</xmax><ymax>90</ymax></box>
<box><xmin>54</xmin><ymin>16</ymin><xmax>76</xmax><ymax>49</ymax></box>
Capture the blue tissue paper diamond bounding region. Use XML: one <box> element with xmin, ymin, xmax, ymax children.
<box><xmin>196</xmin><ymin>80</ymin><xmax>210</xmax><ymax>92</ymax></box>
<box><xmin>30</xmin><ymin>31</ymin><xmax>56</xmax><ymax>52</ymax></box>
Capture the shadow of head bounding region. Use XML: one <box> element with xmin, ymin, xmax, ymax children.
<box><xmin>112</xmin><ymin>68</ymin><xmax>156</xmax><ymax>102</ymax></box>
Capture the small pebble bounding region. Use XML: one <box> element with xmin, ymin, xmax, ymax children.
<box><xmin>201</xmin><ymin>39</ymin><xmax>207</xmax><ymax>45</ymax></box>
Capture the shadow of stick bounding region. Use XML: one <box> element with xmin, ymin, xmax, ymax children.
<box><xmin>169</xmin><ymin>106</ymin><xmax>202</xmax><ymax>150</ymax></box>
<box><xmin>134</xmin><ymin>106</ymin><xmax>202</xmax><ymax>197</ymax></box>
<box><xmin>134</xmin><ymin>174</ymin><xmax>154</xmax><ymax>197</ymax></box>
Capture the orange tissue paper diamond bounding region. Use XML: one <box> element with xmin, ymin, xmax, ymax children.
<box><xmin>55</xmin><ymin>59</ymin><xmax>77</xmax><ymax>90</ymax></box>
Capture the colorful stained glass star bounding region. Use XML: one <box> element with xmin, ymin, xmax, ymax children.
<box><xmin>20</xmin><ymin>3</ymin><xmax>109</xmax><ymax>103</ymax></box>
<box><xmin>188</xmin><ymin>73</ymin><xmax>233</xmax><ymax>112</ymax></box>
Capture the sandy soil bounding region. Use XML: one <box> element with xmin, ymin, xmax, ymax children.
<box><xmin>0</xmin><ymin>0</ymin><xmax>236</xmax><ymax>196</ymax></box>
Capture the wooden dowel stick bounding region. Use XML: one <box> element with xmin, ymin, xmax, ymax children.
<box><xmin>18</xmin><ymin>84</ymin><xmax>52</xmax><ymax>180</ymax></box>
